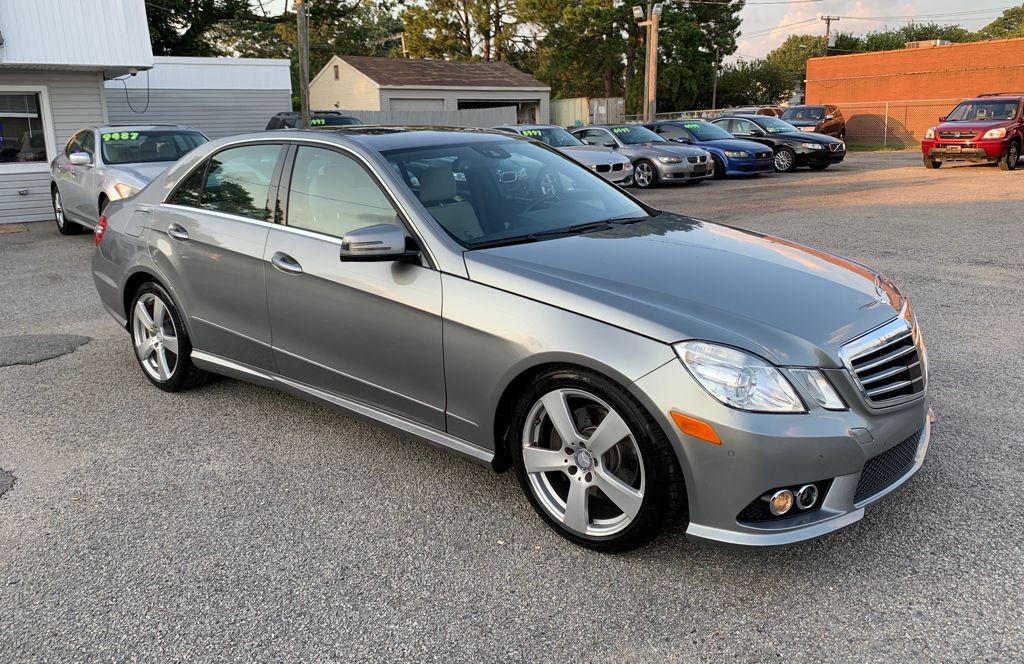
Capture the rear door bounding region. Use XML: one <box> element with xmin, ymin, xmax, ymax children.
<box><xmin>264</xmin><ymin>143</ymin><xmax>446</xmax><ymax>428</ymax></box>
<box><xmin>152</xmin><ymin>141</ymin><xmax>286</xmax><ymax>371</ymax></box>
<box><xmin>731</xmin><ymin>119</ymin><xmax>774</xmax><ymax>149</ymax></box>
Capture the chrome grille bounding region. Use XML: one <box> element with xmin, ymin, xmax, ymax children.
<box><xmin>829</xmin><ymin>143</ymin><xmax>844</xmax><ymax>152</ymax></box>
<box><xmin>938</xmin><ymin>130</ymin><xmax>977</xmax><ymax>140</ymax></box>
<box><xmin>841</xmin><ymin>316</ymin><xmax>926</xmax><ymax>407</ymax></box>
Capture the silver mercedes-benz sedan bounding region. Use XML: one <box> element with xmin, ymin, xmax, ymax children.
<box><xmin>491</xmin><ymin>124</ymin><xmax>633</xmax><ymax>187</ymax></box>
<box><xmin>50</xmin><ymin>124</ymin><xmax>207</xmax><ymax>235</ymax></box>
<box><xmin>92</xmin><ymin>127</ymin><xmax>931</xmax><ymax>551</ymax></box>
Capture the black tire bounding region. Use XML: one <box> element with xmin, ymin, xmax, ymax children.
<box><xmin>632</xmin><ymin>159</ymin><xmax>659</xmax><ymax>189</ymax></box>
<box><xmin>999</xmin><ymin>141</ymin><xmax>1020</xmax><ymax>171</ymax></box>
<box><xmin>924</xmin><ymin>156</ymin><xmax>942</xmax><ymax>170</ymax></box>
<box><xmin>711</xmin><ymin>155</ymin><xmax>726</xmax><ymax>179</ymax></box>
<box><xmin>509</xmin><ymin>366</ymin><xmax>685</xmax><ymax>552</ymax></box>
<box><xmin>809</xmin><ymin>163</ymin><xmax>830</xmax><ymax>171</ymax></box>
<box><xmin>129</xmin><ymin>282</ymin><xmax>210</xmax><ymax>392</ymax></box>
<box><xmin>52</xmin><ymin>186</ymin><xmax>83</xmax><ymax>235</ymax></box>
<box><xmin>774</xmin><ymin>147</ymin><xmax>797</xmax><ymax>173</ymax></box>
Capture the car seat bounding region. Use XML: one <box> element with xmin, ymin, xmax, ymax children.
<box><xmin>419</xmin><ymin>167</ymin><xmax>484</xmax><ymax>241</ymax></box>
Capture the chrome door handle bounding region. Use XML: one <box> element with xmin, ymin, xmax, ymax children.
<box><xmin>271</xmin><ymin>251</ymin><xmax>303</xmax><ymax>274</ymax></box>
<box><xmin>167</xmin><ymin>223</ymin><xmax>189</xmax><ymax>241</ymax></box>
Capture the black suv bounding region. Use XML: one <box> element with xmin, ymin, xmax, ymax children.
<box><xmin>711</xmin><ymin>114</ymin><xmax>846</xmax><ymax>172</ymax></box>
<box><xmin>266</xmin><ymin>111</ymin><xmax>362</xmax><ymax>130</ymax></box>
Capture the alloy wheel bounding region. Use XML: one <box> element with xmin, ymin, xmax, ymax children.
<box><xmin>53</xmin><ymin>190</ymin><xmax>65</xmax><ymax>229</ymax></box>
<box><xmin>774</xmin><ymin>150</ymin><xmax>794</xmax><ymax>172</ymax></box>
<box><xmin>1011</xmin><ymin>144</ymin><xmax>1020</xmax><ymax>168</ymax></box>
<box><xmin>132</xmin><ymin>292</ymin><xmax>180</xmax><ymax>382</ymax></box>
<box><xmin>634</xmin><ymin>162</ymin><xmax>654</xmax><ymax>188</ymax></box>
<box><xmin>521</xmin><ymin>388</ymin><xmax>645</xmax><ymax>537</ymax></box>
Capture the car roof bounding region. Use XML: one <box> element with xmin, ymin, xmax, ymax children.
<box><xmin>95</xmin><ymin>124</ymin><xmax>201</xmax><ymax>132</ymax></box>
<box><xmin>306</xmin><ymin>126</ymin><xmax>520</xmax><ymax>151</ymax></box>
<box><xmin>492</xmin><ymin>124</ymin><xmax>559</xmax><ymax>131</ymax></box>
<box><xmin>968</xmin><ymin>94</ymin><xmax>1024</xmax><ymax>101</ymax></box>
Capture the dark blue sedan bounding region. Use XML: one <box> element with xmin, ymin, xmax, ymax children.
<box><xmin>645</xmin><ymin>120</ymin><xmax>774</xmax><ymax>178</ymax></box>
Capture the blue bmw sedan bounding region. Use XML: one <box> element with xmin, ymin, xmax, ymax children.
<box><xmin>645</xmin><ymin>120</ymin><xmax>774</xmax><ymax>178</ymax></box>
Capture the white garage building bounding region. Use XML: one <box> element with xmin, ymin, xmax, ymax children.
<box><xmin>310</xmin><ymin>56</ymin><xmax>550</xmax><ymax>124</ymax></box>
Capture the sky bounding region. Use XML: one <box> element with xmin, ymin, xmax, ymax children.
<box><xmin>735</xmin><ymin>1</ymin><xmax>1014</xmax><ymax>58</ymax></box>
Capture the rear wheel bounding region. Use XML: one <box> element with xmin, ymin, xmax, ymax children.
<box><xmin>924</xmin><ymin>156</ymin><xmax>942</xmax><ymax>170</ymax></box>
<box><xmin>633</xmin><ymin>160</ymin><xmax>658</xmax><ymax>189</ymax></box>
<box><xmin>52</xmin><ymin>187</ymin><xmax>83</xmax><ymax>235</ymax></box>
<box><xmin>999</xmin><ymin>141</ymin><xmax>1020</xmax><ymax>171</ymax></box>
<box><xmin>130</xmin><ymin>282</ymin><xmax>210</xmax><ymax>392</ymax></box>
<box><xmin>510</xmin><ymin>367</ymin><xmax>685</xmax><ymax>552</ymax></box>
<box><xmin>774</xmin><ymin>147</ymin><xmax>796</xmax><ymax>173</ymax></box>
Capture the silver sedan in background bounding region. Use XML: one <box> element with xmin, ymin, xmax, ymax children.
<box><xmin>491</xmin><ymin>124</ymin><xmax>633</xmax><ymax>187</ymax></box>
<box><xmin>50</xmin><ymin>124</ymin><xmax>207</xmax><ymax>235</ymax></box>
<box><xmin>571</xmin><ymin>124</ymin><xmax>713</xmax><ymax>188</ymax></box>
<box><xmin>92</xmin><ymin>127</ymin><xmax>931</xmax><ymax>552</ymax></box>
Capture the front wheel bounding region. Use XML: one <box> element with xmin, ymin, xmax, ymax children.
<box><xmin>130</xmin><ymin>282</ymin><xmax>210</xmax><ymax>392</ymax></box>
<box><xmin>774</xmin><ymin>147</ymin><xmax>797</xmax><ymax>173</ymax></box>
<box><xmin>52</xmin><ymin>187</ymin><xmax>83</xmax><ymax>235</ymax></box>
<box><xmin>632</xmin><ymin>160</ymin><xmax>658</xmax><ymax>189</ymax></box>
<box><xmin>999</xmin><ymin>142</ymin><xmax>1020</xmax><ymax>171</ymax></box>
<box><xmin>924</xmin><ymin>156</ymin><xmax>942</xmax><ymax>170</ymax></box>
<box><xmin>510</xmin><ymin>367</ymin><xmax>685</xmax><ymax>552</ymax></box>
<box><xmin>711</xmin><ymin>155</ymin><xmax>726</xmax><ymax>179</ymax></box>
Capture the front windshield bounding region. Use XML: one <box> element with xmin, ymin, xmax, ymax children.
<box><xmin>756</xmin><ymin>117</ymin><xmax>800</xmax><ymax>134</ymax></box>
<box><xmin>608</xmin><ymin>125</ymin><xmax>665</xmax><ymax>144</ymax></box>
<box><xmin>946</xmin><ymin>101</ymin><xmax>1019</xmax><ymax>122</ymax></box>
<box><xmin>519</xmin><ymin>127</ymin><xmax>583</xmax><ymax>148</ymax></box>
<box><xmin>100</xmin><ymin>130</ymin><xmax>207</xmax><ymax>164</ymax></box>
<box><xmin>782</xmin><ymin>107</ymin><xmax>825</xmax><ymax>122</ymax></box>
<box><xmin>678</xmin><ymin>121</ymin><xmax>734</xmax><ymax>141</ymax></box>
<box><xmin>384</xmin><ymin>139</ymin><xmax>649</xmax><ymax>248</ymax></box>
<box><xmin>310</xmin><ymin>116</ymin><xmax>362</xmax><ymax>127</ymax></box>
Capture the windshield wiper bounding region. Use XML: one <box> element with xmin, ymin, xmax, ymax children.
<box><xmin>466</xmin><ymin>216</ymin><xmax>650</xmax><ymax>251</ymax></box>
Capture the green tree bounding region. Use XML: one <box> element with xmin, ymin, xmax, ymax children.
<box><xmin>712</xmin><ymin>59</ymin><xmax>793</xmax><ymax>107</ymax></box>
<box><xmin>976</xmin><ymin>4</ymin><xmax>1024</xmax><ymax>40</ymax></box>
<box><xmin>148</xmin><ymin>0</ymin><xmax>253</xmax><ymax>56</ymax></box>
<box><xmin>861</xmin><ymin>23</ymin><xmax>973</xmax><ymax>51</ymax></box>
<box><xmin>764</xmin><ymin>34</ymin><xmax>825</xmax><ymax>81</ymax></box>
<box><xmin>399</xmin><ymin>0</ymin><xmax>521</xmax><ymax>61</ymax></box>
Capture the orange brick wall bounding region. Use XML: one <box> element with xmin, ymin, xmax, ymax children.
<box><xmin>805</xmin><ymin>38</ymin><xmax>1024</xmax><ymax>145</ymax></box>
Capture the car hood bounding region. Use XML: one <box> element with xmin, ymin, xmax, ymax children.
<box><xmin>784</xmin><ymin>119</ymin><xmax>822</xmax><ymax>128</ymax></box>
<box><xmin>777</xmin><ymin>131</ymin><xmax>843</xmax><ymax>144</ymax></box>
<box><xmin>696</xmin><ymin>138</ymin><xmax>772</xmax><ymax>153</ymax></box>
<box><xmin>935</xmin><ymin>120</ymin><xmax>1011</xmax><ymax>133</ymax></box>
<box><xmin>558</xmin><ymin>145</ymin><xmax>630</xmax><ymax>166</ymax></box>
<box><xmin>628</xmin><ymin>142</ymin><xmax>707</xmax><ymax>158</ymax></box>
<box><xmin>464</xmin><ymin>214</ymin><xmax>902</xmax><ymax>367</ymax></box>
<box><xmin>105</xmin><ymin>162</ymin><xmax>174</xmax><ymax>185</ymax></box>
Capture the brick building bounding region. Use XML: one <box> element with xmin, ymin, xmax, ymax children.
<box><xmin>805</xmin><ymin>38</ymin><xmax>1024</xmax><ymax>147</ymax></box>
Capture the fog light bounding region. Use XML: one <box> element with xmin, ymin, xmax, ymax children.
<box><xmin>768</xmin><ymin>489</ymin><xmax>794</xmax><ymax>516</ymax></box>
<box><xmin>796</xmin><ymin>484</ymin><xmax>819</xmax><ymax>510</ymax></box>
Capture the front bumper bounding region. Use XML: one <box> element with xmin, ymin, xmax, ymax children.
<box><xmin>593</xmin><ymin>162</ymin><xmax>634</xmax><ymax>186</ymax></box>
<box><xmin>630</xmin><ymin>359</ymin><xmax>931</xmax><ymax>548</ymax></box>
<box><xmin>797</xmin><ymin>148</ymin><xmax>846</xmax><ymax>166</ymax></box>
<box><xmin>726</xmin><ymin>156</ymin><xmax>774</xmax><ymax>176</ymax></box>
<box><xmin>923</xmin><ymin>140</ymin><xmax>1007</xmax><ymax>162</ymax></box>
<box><xmin>656</xmin><ymin>159</ymin><xmax>713</xmax><ymax>182</ymax></box>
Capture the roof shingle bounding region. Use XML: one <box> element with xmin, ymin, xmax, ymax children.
<box><xmin>338</xmin><ymin>55</ymin><xmax>548</xmax><ymax>89</ymax></box>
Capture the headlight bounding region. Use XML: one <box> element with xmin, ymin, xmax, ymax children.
<box><xmin>675</xmin><ymin>341</ymin><xmax>804</xmax><ymax>413</ymax></box>
<box><xmin>723</xmin><ymin>150</ymin><xmax>750</xmax><ymax>158</ymax></box>
<box><xmin>788</xmin><ymin>369</ymin><xmax>846</xmax><ymax>410</ymax></box>
<box><xmin>924</xmin><ymin>128</ymin><xmax>936</xmax><ymax>139</ymax></box>
<box><xmin>657</xmin><ymin>156</ymin><xmax>682</xmax><ymax>164</ymax></box>
<box><xmin>113</xmin><ymin>182</ymin><xmax>141</xmax><ymax>199</ymax></box>
<box><xmin>800</xmin><ymin>142</ymin><xmax>825</xmax><ymax>150</ymax></box>
<box><xmin>982</xmin><ymin>127</ymin><xmax>1007</xmax><ymax>140</ymax></box>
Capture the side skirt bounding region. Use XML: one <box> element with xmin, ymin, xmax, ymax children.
<box><xmin>190</xmin><ymin>350</ymin><xmax>495</xmax><ymax>467</ymax></box>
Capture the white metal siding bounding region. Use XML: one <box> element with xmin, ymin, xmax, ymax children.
<box><xmin>379</xmin><ymin>88</ymin><xmax>550</xmax><ymax>123</ymax></box>
<box><xmin>0</xmin><ymin>71</ymin><xmax>106</xmax><ymax>223</ymax></box>
<box><xmin>309</xmin><ymin>57</ymin><xmax>381</xmax><ymax>111</ymax></box>
<box><xmin>0</xmin><ymin>0</ymin><xmax>152</xmax><ymax>73</ymax></box>
<box><xmin>105</xmin><ymin>56</ymin><xmax>292</xmax><ymax>92</ymax></box>
<box><xmin>106</xmin><ymin>88</ymin><xmax>293</xmax><ymax>138</ymax></box>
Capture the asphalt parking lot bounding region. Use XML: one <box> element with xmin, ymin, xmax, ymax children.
<box><xmin>1</xmin><ymin>151</ymin><xmax>1022</xmax><ymax>661</ymax></box>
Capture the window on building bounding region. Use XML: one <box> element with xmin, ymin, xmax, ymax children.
<box><xmin>333</xmin><ymin>65</ymin><xmax>340</xmax><ymax>80</ymax></box>
<box><xmin>0</xmin><ymin>93</ymin><xmax>47</xmax><ymax>164</ymax></box>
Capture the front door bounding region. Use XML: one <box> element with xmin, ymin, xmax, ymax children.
<box><xmin>265</xmin><ymin>144</ymin><xmax>446</xmax><ymax>429</ymax></box>
<box><xmin>151</xmin><ymin>142</ymin><xmax>284</xmax><ymax>371</ymax></box>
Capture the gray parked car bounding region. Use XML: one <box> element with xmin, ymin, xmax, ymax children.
<box><xmin>93</xmin><ymin>127</ymin><xmax>931</xmax><ymax>551</ymax></box>
<box><xmin>571</xmin><ymin>124</ymin><xmax>713</xmax><ymax>188</ymax></box>
<box><xmin>491</xmin><ymin>124</ymin><xmax>633</xmax><ymax>186</ymax></box>
<box><xmin>50</xmin><ymin>124</ymin><xmax>207</xmax><ymax>235</ymax></box>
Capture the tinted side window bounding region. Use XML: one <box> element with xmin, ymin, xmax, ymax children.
<box><xmin>659</xmin><ymin>125</ymin><xmax>688</xmax><ymax>140</ymax></box>
<box><xmin>79</xmin><ymin>131</ymin><xmax>95</xmax><ymax>157</ymax></box>
<box><xmin>734</xmin><ymin>120</ymin><xmax>755</xmax><ymax>135</ymax></box>
<box><xmin>199</xmin><ymin>144</ymin><xmax>281</xmax><ymax>221</ymax></box>
<box><xmin>287</xmin><ymin>146</ymin><xmax>398</xmax><ymax>237</ymax></box>
<box><xmin>167</xmin><ymin>163</ymin><xmax>207</xmax><ymax>207</ymax></box>
<box><xmin>65</xmin><ymin>131</ymin><xmax>83</xmax><ymax>157</ymax></box>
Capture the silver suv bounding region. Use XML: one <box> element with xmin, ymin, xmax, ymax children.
<box><xmin>50</xmin><ymin>124</ymin><xmax>207</xmax><ymax>235</ymax></box>
<box><xmin>92</xmin><ymin>127</ymin><xmax>931</xmax><ymax>551</ymax></box>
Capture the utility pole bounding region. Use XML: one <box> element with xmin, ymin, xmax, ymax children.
<box><xmin>296</xmin><ymin>0</ymin><xmax>311</xmax><ymax>128</ymax></box>
<box><xmin>711</xmin><ymin>44</ymin><xmax>720</xmax><ymax>110</ymax></box>
<box><xmin>633</xmin><ymin>3</ymin><xmax>663</xmax><ymax>122</ymax></box>
<box><xmin>821</xmin><ymin>15</ymin><xmax>840</xmax><ymax>56</ymax></box>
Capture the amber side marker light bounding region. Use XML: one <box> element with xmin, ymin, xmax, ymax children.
<box><xmin>670</xmin><ymin>411</ymin><xmax>721</xmax><ymax>445</ymax></box>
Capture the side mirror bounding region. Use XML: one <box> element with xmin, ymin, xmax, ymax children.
<box><xmin>750</xmin><ymin>129</ymin><xmax>766</xmax><ymax>137</ymax></box>
<box><xmin>603</xmin><ymin>141</ymin><xmax>617</xmax><ymax>148</ymax></box>
<box><xmin>339</xmin><ymin>223</ymin><xmax>417</xmax><ymax>262</ymax></box>
<box><xmin>69</xmin><ymin>152</ymin><xmax>92</xmax><ymax>166</ymax></box>
<box><xmin>939</xmin><ymin>116</ymin><xmax>946</xmax><ymax>122</ymax></box>
<box><xmin>826</xmin><ymin>114</ymin><xmax>834</xmax><ymax>120</ymax></box>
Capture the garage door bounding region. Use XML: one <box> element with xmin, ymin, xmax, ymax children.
<box><xmin>389</xmin><ymin>98</ymin><xmax>445</xmax><ymax>111</ymax></box>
